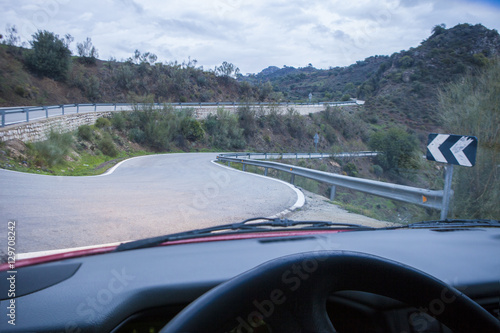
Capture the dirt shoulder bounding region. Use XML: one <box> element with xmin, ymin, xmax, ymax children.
<box><xmin>285</xmin><ymin>188</ymin><xmax>396</xmax><ymax>228</ymax></box>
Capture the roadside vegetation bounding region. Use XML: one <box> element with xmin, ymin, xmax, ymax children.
<box><xmin>0</xmin><ymin>28</ymin><xmax>266</xmax><ymax>106</ymax></box>
<box><xmin>438</xmin><ymin>58</ymin><xmax>500</xmax><ymax>219</ymax></box>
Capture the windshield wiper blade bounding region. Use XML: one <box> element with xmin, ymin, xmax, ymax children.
<box><xmin>398</xmin><ymin>219</ymin><xmax>500</xmax><ymax>229</ymax></box>
<box><xmin>114</xmin><ymin>218</ymin><xmax>371</xmax><ymax>252</ymax></box>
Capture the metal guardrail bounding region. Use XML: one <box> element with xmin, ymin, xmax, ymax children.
<box><xmin>225</xmin><ymin>152</ymin><xmax>378</xmax><ymax>160</ymax></box>
<box><xmin>217</xmin><ymin>153</ymin><xmax>445</xmax><ymax>211</ymax></box>
<box><xmin>0</xmin><ymin>101</ymin><xmax>358</xmax><ymax>127</ymax></box>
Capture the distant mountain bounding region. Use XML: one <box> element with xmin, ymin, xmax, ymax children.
<box><xmin>240</xmin><ymin>56</ymin><xmax>389</xmax><ymax>102</ymax></box>
<box><xmin>243</xmin><ymin>23</ymin><xmax>500</xmax><ymax>127</ymax></box>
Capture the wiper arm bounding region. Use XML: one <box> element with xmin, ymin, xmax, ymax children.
<box><xmin>398</xmin><ymin>219</ymin><xmax>500</xmax><ymax>229</ymax></box>
<box><xmin>114</xmin><ymin>217</ymin><xmax>372</xmax><ymax>252</ymax></box>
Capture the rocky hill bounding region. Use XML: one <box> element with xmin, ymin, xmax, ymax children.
<box><xmin>0</xmin><ymin>47</ymin><xmax>263</xmax><ymax>106</ymax></box>
<box><xmin>247</xmin><ymin>24</ymin><xmax>500</xmax><ymax>129</ymax></box>
<box><xmin>240</xmin><ymin>56</ymin><xmax>389</xmax><ymax>102</ymax></box>
<box><xmin>361</xmin><ymin>23</ymin><xmax>500</xmax><ymax>128</ymax></box>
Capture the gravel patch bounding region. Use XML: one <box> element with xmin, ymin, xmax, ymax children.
<box><xmin>284</xmin><ymin>188</ymin><xmax>395</xmax><ymax>228</ymax></box>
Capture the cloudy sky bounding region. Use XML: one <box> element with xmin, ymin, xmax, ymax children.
<box><xmin>2</xmin><ymin>0</ymin><xmax>500</xmax><ymax>74</ymax></box>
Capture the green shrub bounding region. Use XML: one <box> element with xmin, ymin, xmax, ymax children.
<box><xmin>77</xmin><ymin>125</ymin><xmax>94</xmax><ymax>141</ymax></box>
<box><xmin>98</xmin><ymin>133</ymin><xmax>118</xmax><ymax>157</ymax></box>
<box><xmin>322</xmin><ymin>106</ymin><xmax>367</xmax><ymax>140</ymax></box>
<box><xmin>237</xmin><ymin>106</ymin><xmax>257</xmax><ymax>138</ymax></box>
<box><xmin>181</xmin><ymin>118</ymin><xmax>204</xmax><ymax>141</ymax></box>
<box><xmin>397</xmin><ymin>55</ymin><xmax>414</xmax><ymax>68</ymax></box>
<box><xmin>14</xmin><ymin>85</ymin><xmax>27</xmax><ymax>97</ymax></box>
<box><xmin>320</xmin><ymin>123</ymin><xmax>337</xmax><ymax>144</ymax></box>
<box><xmin>284</xmin><ymin>108</ymin><xmax>305</xmax><ymax>139</ymax></box>
<box><xmin>125</xmin><ymin>104</ymin><xmax>190</xmax><ymax>150</ymax></box>
<box><xmin>369</xmin><ymin>127</ymin><xmax>419</xmax><ymax>173</ymax></box>
<box><xmin>129</xmin><ymin>128</ymin><xmax>146</xmax><ymax>144</ymax></box>
<box><xmin>203</xmin><ymin>108</ymin><xmax>245</xmax><ymax>149</ymax></box>
<box><xmin>265</xmin><ymin>105</ymin><xmax>285</xmax><ymax>134</ymax></box>
<box><xmin>95</xmin><ymin>117</ymin><xmax>111</xmax><ymax>129</ymax></box>
<box><xmin>114</xmin><ymin>64</ymin><xmax>134</xmax><ymax>90</ymax></box>
<box><xmin>33</xmin><ymin>130</ymin><xmax>74</xmax><ymax>166</ymax></box>
<box><xmin>343</xmin><ymin>162</ymin><xmax>358</xmax><ymax>177</ymax></box>
<box><xmin>372</xmin><ymin>164</ymin><xmax>383</xmax><ymax>177</ymax></box>
<box><xmin>111</xmin><ymin>112</ymin><xmax>126</xmax><ymax>131</ymax></box>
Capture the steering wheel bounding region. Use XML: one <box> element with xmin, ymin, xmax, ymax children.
<box><xmin>161</xmin><ymin>251</ymin><xmax>500</xmax><ymax>332</ymax></box>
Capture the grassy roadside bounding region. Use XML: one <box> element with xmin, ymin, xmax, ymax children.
<box><xmin>0</xmin><ymin>121</ymin><xmax>156</xmax><ymax>176</ymax></box>
<box><xmin>0</xmin><ymin>142</ymin><xmax>153</xmax><ymax>176</ymax></box>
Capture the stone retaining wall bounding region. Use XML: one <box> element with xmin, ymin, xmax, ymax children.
<box><xmin>0</xmin><ymin>112</ymin><xmax>112</xmax><ymax>142</ymax></box>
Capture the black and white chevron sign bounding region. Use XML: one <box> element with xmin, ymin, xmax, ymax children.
<box><xmin>426</xmin><ymin>134</ymin><xmax>477</xmax><ymax>167</ymax></box>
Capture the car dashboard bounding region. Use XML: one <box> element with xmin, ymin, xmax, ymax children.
<box><xmin>1</xmin><ymin>227</ymin><xmax>499</xmax><ymax>332</ymax></box>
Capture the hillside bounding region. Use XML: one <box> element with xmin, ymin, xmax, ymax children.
<box><xmin>245</xmin><ymin>23</ymin><xmax>500</xmax><ymax>129</ymax></box>
<box><xmin>240</xmin><ymin>55</ymin><xmax>389</xmax><ymax>102</ymax></box>
<box><xmin>1</xmin><ymin>23</ymin><xmax>499</xmax><ymax>132</ymax></box>
<box><xmin>361</xmin><ymin>23</ymin><xmax>500</xmax><ymax>128</ymax></box>
<box><xmin>0</xmin><ymin>46</ymin><xmax>265</xmax><ymax>106</ymax></box>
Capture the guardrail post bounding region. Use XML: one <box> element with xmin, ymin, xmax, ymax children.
<box><xmin>1</xmin><ymin>110</ymin><xmax>5</xmax><ymax>127</ymax></box>
<box><xmin>114</xmin><ymin>103</ymin><xmax>117</xmax><ymax>111</ymax></box>
<box><xmin>24</xmin><ymin>108</ymin><xmax>29</xmax><ymax>123</ymax></box>
<box><xmin>61</xmin><ymin>105</ymin><xmax>65</xmax><ymax>115</ymax></box>
<box><xmin>265</xmin><ymin>153</ymin><xmax>267</xmax><ymax>160</ymax></box>
<box><xmin>77</xmin><ymin>104</ymin><xmax>80</xmax><ymax>113</ymax></box>
<box><xmin>94</xmin><ymin>104</ymin><xmax>97</xmax><ymax>111</ymax></box>
<box><xmin>264</xmin><ymin>167</ymin><xmax>268</xmax><ymax>176</ymax></box>
<box><xmin>227</xmin><ymin>162</ymin><xmax>231</xmax><ymax>167</ymax></box>
<box><xmin>242</xmin><ymin>163</ymin><xmax>246</xmax><ymax>172</ymax></box>
<box><xmin>296</xmin><ymin>153</ymin><xmax>298</xmax><ymax>160</ymax></box>
<box><xmin>44</xmin><ymin>107</ymin><xmax>48</xmax><ymax>119</ymax></box>
<box><xmin>290</xmin><ymin>174</ymin><xmax>295</xmax><ymax>185</ymax></box>
<box><xmin>330</xmin><ymin>186</ymin><xmax>337</xmax><ymax>201</ymax></box>
<box><xmin>440</xmin><ymin>165</ymin><xmax>454</xmax><ymax>220</ymax></box>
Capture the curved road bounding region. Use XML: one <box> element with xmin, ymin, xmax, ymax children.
<box><xmin>0</xmin><ymin>153</ymin><xmax>300</xmax><ymax>254</ymax></box>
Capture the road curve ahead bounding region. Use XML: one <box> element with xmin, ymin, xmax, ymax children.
<box><xmin>0</xmin><ymin>153</ymin><xmax>299</xmax><ymax>253</ymax></box>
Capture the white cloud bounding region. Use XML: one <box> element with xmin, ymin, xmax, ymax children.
<box><xmin>1</xmin><ymin>0</ymin><xmax>499</xmax><ymax>74</ymax></box>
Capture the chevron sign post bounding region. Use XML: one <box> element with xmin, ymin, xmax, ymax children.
<box><xmin>426</xmin><ymin>134</ymin><xmax>477</xmax><ymax>167</ymax></box>
<box><xmin>426</xmin><ymin>134</ymin><xmax>478</xmax><ymax>219</ymax></box>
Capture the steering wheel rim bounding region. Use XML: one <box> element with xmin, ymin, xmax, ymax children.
<box><xmin>161</xmin><ymin>251</ymin><xmax>500</xmax><ymax>332</ymax></box>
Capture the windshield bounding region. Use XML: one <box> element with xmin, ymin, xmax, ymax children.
<box><xmin>0</xmin><ymin>1</ymin><xmax>499</xmax><ymax>258</ymax></box>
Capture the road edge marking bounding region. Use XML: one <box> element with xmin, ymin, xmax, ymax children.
<box><xmin>210</xmin><ymin>159</ymin><xmax>305</xmax><ymax>217</ymax></box>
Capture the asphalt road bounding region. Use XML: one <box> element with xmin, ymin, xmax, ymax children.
<box><xmin>0</xmin><ymin>153</ymin><xmax>299</xmax><ymax>254</ymax></box>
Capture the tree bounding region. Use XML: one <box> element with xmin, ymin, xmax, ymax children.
<box><xmin>215</xmin><ymin>61</ymin><xmax>240</xmax><ymax>78</ymax></box>
<box><xmin>77</xmin><ymin>37</ymin><xmax>99</xmax><ymax>64</ymax></box>
<box><xmin>2</xmin><ymin>24</ymin><xmax>21</xmax><ymax>47</ymax></box>
<box><xmin>130</xmin><ymin>49</ymin><xmax>157</xmax><ymax>65</ymax></box>
<box><xmin>369</xmin><ymin>127</ymin><xmax>418</xmax><ymax>174</ymax></box>
<box><xmin>432</xmin><ymin>23</ymin><xmax>446</xmax><ymax>36</ymax></box>
<box><xmin>438</xmin><ymin>58</ymin><xmax>500</xmax><ymax>219</ymax></box>
<box><xmin>25</xmin><ymin>30</ymin><xmax>72</xmax><ymax>80</ymax></box>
